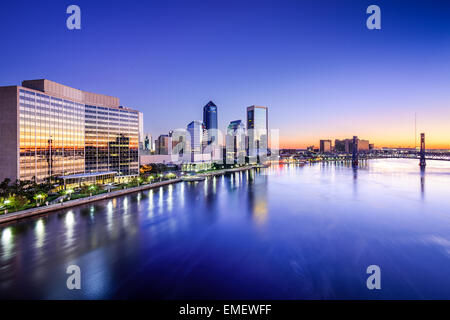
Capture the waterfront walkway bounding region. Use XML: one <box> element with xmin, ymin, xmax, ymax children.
<box><xmin>0</xmin><ymin>179</ymin><xmax>181</xmax><ymax>225</ymax></box>
<box><xmin>0</xmin><ymin>165</ymin><xmax>257</xmax><ymax>225</ymax></box>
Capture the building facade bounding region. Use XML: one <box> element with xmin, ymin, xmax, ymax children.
<box><xmin>138</xmin><ymin>112</ymin><xmax>144</xmax><ymax>150</ymax></box>
<box><xmin>226</xmin><ymin>120</ymin><xmax>246</xmax><ymax>164</ymax></box>
<box><xmin>155</xmin><ymin>134</ymin><xmax>172</xmax><ymax>155</ymax></box>
<box><xmin>0</xmin><ymin>79</ymin><xmax>140</xmax><ymax>183</ymax></box>
<box><xmin>320</xmin><ymin>140</ymin><xmax>332</xmax><ymax>153</ymax></box>
<box><xmin>170</xmin><ymin>128</ymin><xmax>189</xmax><ymax>156</ymax></box>
<box><xmin>247</xmin><ymin>106</ymin><xmax>268</xmax><ymax>163</ymax></box>
<box><xmin>334</xmin><ymin>138</ymin><xmax>370</xmax><ymax>153</ymax></box>
<box><xmin>187</xmin><ymin>120</ymin><xmax>206</xmax><ymax>155</ymax></box>
<box><xmin>203</xmin><ymin>101</ymin><xmax>218</xmax><ymax>145</ymax></box>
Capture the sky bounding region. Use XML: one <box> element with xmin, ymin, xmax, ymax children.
<box><xmin>0</xmin><ymin>0</ymin><xmax>449</xmax><ymax>149</ymax></box>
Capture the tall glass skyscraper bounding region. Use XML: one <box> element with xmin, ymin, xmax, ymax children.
<box><xmin>202</xmin><ymin>101</ymin><xmax>218</xmax><ymax>145</ymax></box>
<box><xmin>226</xmin><ymin>120</ymin><xmax>246</xmax><ymax>164</ymax></box>
<box><xmin>0</xmin><ymin>79</ymin><xmax>140</xmax><ymax>183</ymax></box>
<box><xmin>246</xmin><ymin>106</ymin><xmax>268</xmax><ymax>163</ymax></box>
<box><xmin>187</xmin><ymin>120</ymin><xmax>205</xmax><ymax>155</ymax></box>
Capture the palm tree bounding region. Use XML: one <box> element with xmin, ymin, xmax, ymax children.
<box><xmin>0</xmin><ymin>178</ymin><xmax>11</xmax><ymax>199</ymax></box>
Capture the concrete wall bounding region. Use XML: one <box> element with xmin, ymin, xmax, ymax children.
<box><xmin>0</xmin><ymin>86</ymin><xmax>19</xmax><ymax>182</ymax></box>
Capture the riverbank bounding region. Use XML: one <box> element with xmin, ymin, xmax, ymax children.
<box><xmin>197</xmin><ymin>165</ymin><xmax>256</xmax><ymax>177</ymax></box>
<box><xmin>0</xmin><ymin>165</ymin><xmax>258</xmax><ymax>224</ymax></box>
<box><xmin>0</xmin><ymin>178</ymin><xmax>181</xmax><ymax>225</ymax></box>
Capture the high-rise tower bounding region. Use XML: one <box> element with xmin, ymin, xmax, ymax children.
<box><xmin>203</xmin><ymin>101</ymin><xmax>218</xmax><ymax>145</ymax></box>
<box><xmin>247</xmin><ymin>106</ymin><xmax>268</xmax><ymax>163</ymax></box>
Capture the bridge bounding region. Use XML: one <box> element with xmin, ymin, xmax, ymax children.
<box><xmin>279</xmin><ymin>152</ymin><xmax>450</xmax><ymax>165</ymax></box>
<box><xmin>279</xmin><ymin>133</ymin><xmax>450</xmax><ymax>164</ymax></box>
<box><xmin>372</xmin><ymin>152</ymin><xmax>450</xmax><ymax>161</ymax></box>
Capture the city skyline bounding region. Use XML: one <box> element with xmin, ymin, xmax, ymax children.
<box><xmin>1</xmin><ymin>0</ymin><xmax>450</xmax><ymax>303</ymax></box>
<box><xmin>1</xmin><ymin>1</ymin><xmax>450</xmax><ymax>149</ymax></box>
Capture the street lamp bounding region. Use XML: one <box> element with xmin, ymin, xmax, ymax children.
<box><xmin>35</xmin><ymin>194</ymin><xmax>43</xmax><ymax>206</ymax></box>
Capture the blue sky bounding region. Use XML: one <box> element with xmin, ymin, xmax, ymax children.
<box><xmin>1</xmin><ymin>0</ymin><xmax>450</xmax><ymax>148</ymax></box>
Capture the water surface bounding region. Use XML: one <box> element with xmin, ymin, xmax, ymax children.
<box><xmin>1</xmin><ymin>159</ymin><xmax>450</xmax><ymax>299</ymax></box>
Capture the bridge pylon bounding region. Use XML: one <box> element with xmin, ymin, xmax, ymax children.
<box><xmin>352</xmin><ymin>136</ymin><xmax>359</xmax><ymax>167</ymax></box>
<box><xmin>420</xmin><ymin>133</ymin><xmax>426</xmax><ymax>168</ymax></box>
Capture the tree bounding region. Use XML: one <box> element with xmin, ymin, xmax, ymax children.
<box><xmin>9</xmin><ymin>195</ymin><xmax>29</xmax><ymax>209</ymax></box>
<box><xmin>165</xmin><ymin>173</ymin><xmax>177</xmax><ymax>180</ymax></box>
<box><xmin>0</xmin><ymin>178</ymin><xmax>11</xmax><ymax>198</ymax></box>
<box><xmin>33</xmin><ymin>192</ymin><xmax>48</xmax><ymax>205</ymax></box>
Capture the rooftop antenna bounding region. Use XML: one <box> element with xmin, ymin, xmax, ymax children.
<box><xmin>414</xmin><ymin>112</ymin><xmax>417</xmax><ymax>150</ymax></box>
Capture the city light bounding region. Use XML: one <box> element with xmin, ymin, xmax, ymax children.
<box><xmin>65</xmin><ymin>211</ymin><xmax>75</xmax><ymax>227</ymax></box>
<box><xmin>0</xmin><ymin>1</ymin><xmax>449</xmax><ymax>303</ymax></box>
<box><xmin>1</xmin><ymin>227</ymin><xmax>12</xmax><ymax>244</ymax></box>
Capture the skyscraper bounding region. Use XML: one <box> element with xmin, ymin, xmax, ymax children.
<box><xmin>187</xmin><ymin>120</ymin><xmax>206</xmax><ymax>155</ymax></box>
<box><xmin>169</xmin><ymin>128</ymin><xmax>189</xmax><ymax>155</ymax></box>
<box><xmin>155</xmin><ymin>134</ymin><xmax>172</xmax><ymax>155</ymax></box>
<box><xmin>247</xmin><ymin>106</ymin><xmax>268</xmax><ymax>163</ymax></box>
<box><xmin>203</xmin><ymin>101</ymin><xmax>218</xmax><ymax>145</ymax></box>
<box><xmin>226</xmin><ymin>120</ymin><xmax>246</xmax><ymax>164</ymax></box>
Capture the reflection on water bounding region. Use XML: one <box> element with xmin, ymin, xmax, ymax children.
<box><xmin>1</xmin><ymin>159</ymin><xmax>450</xmax><ymax>299</ymax></box>
<box><xmin>420</xmin><ymin>167</ymin><xmax>426</xmax><ymax>199</ymax></box>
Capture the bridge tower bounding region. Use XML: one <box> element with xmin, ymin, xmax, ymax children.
<box><xmin>352</xmin><ymin>136</ymin><xmax>359</xmax><ymax>167</ymax></box>
<box><xmin>420</xmin><ymin>133</ymin><xmax>426</xmax><ymax>168</ymax></box>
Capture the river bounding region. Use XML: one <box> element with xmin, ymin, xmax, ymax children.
<box><xmin>1</xmin><ymin>159</ymin><xmax>450</xmax><ymax>299</ymax></box>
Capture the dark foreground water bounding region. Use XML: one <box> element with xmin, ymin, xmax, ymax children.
<box><xmin>1</xmin><ymin>159</ymin><xmax>450</xmax><ymax>299</ymax></box>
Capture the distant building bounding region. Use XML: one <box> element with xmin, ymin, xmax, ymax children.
<box><xmin>320</xmin><ymin>140</ymin><xmax>332</xmax><ymax>153</ymax></box>
<box><xmin>226</xmin><ymin>120</ymin><xmax>246</xmax><ymax>164</ymax></box>
<box><xmin>335</xmin><ymin>138</ymin><xmax>370</xmax><ymax>153</ymax></box>
<box><xmin>144</xmin><ymin>134</ymin><xmax>150</xmax><ymax>151</ymax></box>
<box><xmin>203</xmin><ymin>101</ymin><xmax>218</xmax><ymax>146</ymax></box>
<box><xmin>369</xmin><ymin>143</ymin><xmax>375</xmax><ymax>150</ymax></box>
<box><xmin>203</xmin><ymin>101</ymin><xmax>222</xmax><ymax>161</ymax></box>
<box><xmin>358</xmin><ymin>139</ymin><xmax>370</xmax><ymax>152</ymax></box>
<box><xmin>155</xmin><ymin>134</ymin><xmax>171</xmax><ymax>155</ymax></box>
<box><xmin>187</xmin><ymin>120</ymin><xmax>206</xmax><ymax>158</ymax></box>
<box><xmin>247</xmin><ymin>106</ymin><xmax>268</xmax><ymax>163</ymax></box>
<box><xmin>141</xmin><ymin>133</ymin><xmax>152</xmax><ymax>155</ymax></box>
<box><xmin>334</xmin><ymin>139</ymin><xmax>346</xmax><ymax>152</ymax></box>
<box><xmin>169</xmin><ymin>128</ymin><xmax>188</xmax><ymax>155</ymax></box>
